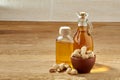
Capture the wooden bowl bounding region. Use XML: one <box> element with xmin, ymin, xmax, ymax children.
<box><xmin>71</xmin><ymin>55</ymin><xmax>96</xmax><ymax>73</ymax></box>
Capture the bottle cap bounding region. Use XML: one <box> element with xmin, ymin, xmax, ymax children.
<box><xmin>80</xmin><ymin>12</ymin><xmax>88</xmax><ymax>18</ymax></box>
<box><xmin>59</xmin><ymin>26</ymin><xmax>71</xmax><ymax>35</ymax></box>
<box><xmin>77</xmin><ymin>12</ymin><xmax>88</xmax><ymax>19</ymax></box>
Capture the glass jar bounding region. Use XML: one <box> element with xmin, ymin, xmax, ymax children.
<box><xmin>56</xmin><ymin>26</ymin><xmax>73</xmax><ymax>66</ymax></box>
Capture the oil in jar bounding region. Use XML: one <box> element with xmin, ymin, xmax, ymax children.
<box><xmin>56</xmin><ymin>41</ymin><xmax>73</xmax><ymax>65</ymax></box>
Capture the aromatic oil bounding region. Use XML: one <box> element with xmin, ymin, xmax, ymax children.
<box><xmin>56</xmin><ymin>41</ymin><xmax>73</xmax><ymax>65</ymax></box>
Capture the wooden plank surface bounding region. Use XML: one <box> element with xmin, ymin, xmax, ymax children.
<box><xmin>0</xmin><ymin>21</ymin><xmax>119</xmax><ymax>80</ymax></box>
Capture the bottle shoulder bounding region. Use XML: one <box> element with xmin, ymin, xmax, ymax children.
<box><xmin>56</xmin><ymin>35</ymin><xmax>73</xmax><ymax>43</ymax></box>
<box><xmin>73</xmin><ymin>27</ymin><xmax>92</xmax><ymax>37</ymax></box>
<box><xmin>73</xmin><ymin>29</ymin><xmax>93</xmax><ymax>42</ymax></box>
<box><xmin>73</xmin><ymin>31</ymin><xmax>92</xmax><ymax>38</ymax></box>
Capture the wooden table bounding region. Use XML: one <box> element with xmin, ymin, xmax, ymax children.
<box><xmin>0</xmin><ymin>21</ymin><xmax>119</xmax><ymax>80</ymax></box>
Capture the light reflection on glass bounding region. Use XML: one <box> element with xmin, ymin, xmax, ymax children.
<box><xmin>91</xmin><ymin>64</ymin><xmax>111</xmax><ymax>73</ymax></box>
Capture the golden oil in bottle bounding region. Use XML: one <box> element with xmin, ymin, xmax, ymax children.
<box><xmin>73</xmin><ymin>27</ymin><xmax>93</xmax><ymax>51</ymax></box>
<box><xmin>56</xmin><ymin>26</ymin><xmax>73</xmax><ymax>66</ymax></box>
<box><xmin>74</xmin><ymin>12</ymin><xmax>94</xmax><ymax>51</ymax></box>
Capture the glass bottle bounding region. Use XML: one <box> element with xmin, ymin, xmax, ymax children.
<box><xmin>73</xmin><ymin>12</ymin><xmax>94</xmax><ymax>51</ymax></box>
<box><xmin>56</xmin><ymin>26</ymin><xmax>73</xmax><ymax>65</ymax></box>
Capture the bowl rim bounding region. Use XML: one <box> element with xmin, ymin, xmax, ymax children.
<box><xmin>71</xmin><ymin>55</ymin><xmax>96</xmax><ymax>61</ymax></box>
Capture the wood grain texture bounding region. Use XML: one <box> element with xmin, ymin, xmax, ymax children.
<box><xmin>0</xmin><ymin>21</ymin><xmax>119</xmax><ymax>80</ymax></box>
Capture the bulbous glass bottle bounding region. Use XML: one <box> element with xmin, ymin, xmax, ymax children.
<box><xmin>73</xmin><ymin>12</ymin><xmax>94</xmax><ymax>51</ymax></box>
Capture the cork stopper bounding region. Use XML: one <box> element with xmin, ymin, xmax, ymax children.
<box><xmin>80</xmin><ymin>12</ymin><xmax>88</xmax><ymax>16</ymax></box>
<box><xmin>59</xmin><ymin>26</ymin><xmax>71</xmax><ymax>35</ymax></box>
<box><xmin>77</xmin><ymin>12</ymin><xmax>88</xmax><ymax>19</ymax></box>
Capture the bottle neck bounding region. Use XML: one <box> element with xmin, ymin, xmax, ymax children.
<box><xmin>77</xmin><ymin>13</ymin><xmax>92</xmax><ymax>35</ymax></box>
<box><xmin>78</xmin><ymin>21</ymin><xmax>87</xmax><ymax>31</ymax></box>
<box><xmin>77</xmin><ymin>27</ymin><xmax>88</xmax><ymax>32</ymax></box>
<box><xmin>78</xmin><ymin>21</ymin><xmax>87</xmax><ymax>27</ymax></box>
<box><xmin>78</xmin><ymin>18</ymin><xmax>88</xmax><ymax>26</ymax></box>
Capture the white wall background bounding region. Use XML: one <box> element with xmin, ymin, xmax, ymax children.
<box><xmin>0</xmin><ymin>0</ymin><xmax>120</xmax><ymax>22</ymax></box>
